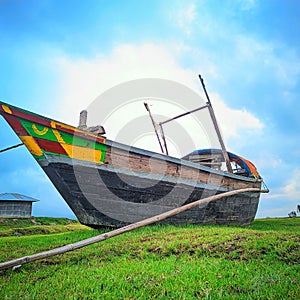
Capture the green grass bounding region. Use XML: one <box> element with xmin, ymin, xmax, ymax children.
<box><xmin>0</xmin><ymin>217</ymin><xmax>89</xmax><ymax>237</ymax></box>
<box><xmin>0</xmin><ymin>218</ymin><xmax>299</xmax><ymax>299</ymax></box>
<box><xmin>0</xmin><ymin>216</ymin><xmax>79</xmax><ymax>229</ymax></box>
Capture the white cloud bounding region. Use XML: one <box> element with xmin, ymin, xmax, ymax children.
<box><xmin>234</xmin><ymin>35</ymin><xmax>300</xmax><ymax>87</ymax></box>
<box><xmin>55</xmin><ymin>43</ymin><xmax>198</xmax><ymax>124</ymax></box>
<box><xmin>263</xmin><ymin>169</ymin><xmax>300</xmax><ymax>201</ymax></box>
<box><xmin>169</xmin><ymin>2</ymin><xmax>300</xmax><ymax>89</ymax></box>
<box><xmin>211</xmin><ymin>92</ymin><xmax>263</xmax><ymax>140</ymax></box>
<box><xmin>175</xmin><ymin>3</ymin><xmax>196</xmax><ymax>36</ymax></box>
<box><xmin>55</xmin><ymin>42</ymin><xmax>264</xmax><ymax>155</ymax></box>
<box><xmin>255</xmin><ymin>152</ymin><xmax>283</xmax><ymax>171</ymax></box>
<box><xmin>256</xmin><ymin>170</ymin><xmax>300</xmax><ymax>218</ymax></box>
<box><xmin>283</xmin><ymin>169</ymin><xmax>300</xmax><ymax>199</ymax></box>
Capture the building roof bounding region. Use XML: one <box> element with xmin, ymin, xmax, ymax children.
<box><xmin>0</xmin><ymin>193</ymin><xmax>39</xmax><ymax>202</ymax></box>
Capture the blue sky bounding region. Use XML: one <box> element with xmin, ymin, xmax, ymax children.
<box><xmin>0</xmin><ymin>0</ymin><xmax>299</xmax><ymax>219</ymax></box>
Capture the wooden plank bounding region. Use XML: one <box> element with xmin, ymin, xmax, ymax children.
<box><xmin>198</xmin><ymin>75</ymin><xmax>233</xmax><ymax>173</ymax></box>
<box><xmin>105</xmin><ymin>146</ymin><xmax>260</xmax><ymax>190</ymax></box>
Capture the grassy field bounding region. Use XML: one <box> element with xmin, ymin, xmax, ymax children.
<box><xmin>0</xmin><ymin>217</ymin><xmax>299</xmax><ymax>299</ymax></box>
<box><xmin>0</xmin><ymin>217</ymin><xmax>87</xmax><ymax>237</ymax></box>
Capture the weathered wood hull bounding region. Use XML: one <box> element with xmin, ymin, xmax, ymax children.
<box><xmin>43</xmin><ymin>158</ymin><xmax>259</xmax><ymax>227</ymax></box>
<box><xmin>0</xmin><ymin>101</ymin><xmax>262</xmax><ymax>227</ymax></box>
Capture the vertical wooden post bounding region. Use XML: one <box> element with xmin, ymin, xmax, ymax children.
<box><xmin>159</xmin><ymin>124</ymin><xmax>169</xmax><ymax>155</ymax></box>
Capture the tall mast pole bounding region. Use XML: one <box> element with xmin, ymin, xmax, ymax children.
<box><xmin>199</xmin><ymin>75</ymin><xmax>233</xmax><ymax>173</ymax></box>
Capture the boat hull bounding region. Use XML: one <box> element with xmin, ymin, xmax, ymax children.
<box><xmin>41</xmin><ymin>155</ymin><xmax>261</xmax><ymax>228</ymax></box>
<box><xmin>0</xmin><ymin>101</ymin><xmax>262</xmax><ymax>228</ymax></box>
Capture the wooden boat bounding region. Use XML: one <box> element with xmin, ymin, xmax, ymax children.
<box><xmin>0</xmin><ymin>80</ymin><xmax>266</xmax><ymax>228</ymax></box>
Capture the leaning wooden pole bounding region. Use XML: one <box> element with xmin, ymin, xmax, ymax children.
<box><xmin>144</xmin><ymin>102</ymin><xmax>165</xmax><ymax>154</ymax></box>
<box><xmin>198</xmin><ymin>75</ymin><xmax>233</xmax><ymax>173</ymax></box>
<box><xmin>0</xmin><ymin>188</ymin><xmax>266</xmax><ymax>271</ymax></box>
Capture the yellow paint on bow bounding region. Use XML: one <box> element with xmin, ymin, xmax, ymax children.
<box><xmin>19</xmin><ymin>136</ymin><xmax>43</xmax><ymax>157</ymax></box>
<box><xmin>1</xmin><ymin>105</ymin><xmax>12</xmax><ymax>114</ymax></box>
<box><xmin>32</xmin><ymin>124</ymin><xmax>49</xmax><ymax>136</ymax></box>
<box><xmin>50</xmin><ymin>120</ymin><xmax>103</xmax><ymax>163</ymax></box>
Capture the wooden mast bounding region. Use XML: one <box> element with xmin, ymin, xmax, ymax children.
<box><xmin>198</xmin><ymin>75</ymin><xmax>233</xmax><ymax>173</ymax></box>
<box><xmin>144</xmin><ymin>75</ymin><xmax>233</xmax><ymax>173</ymax></box>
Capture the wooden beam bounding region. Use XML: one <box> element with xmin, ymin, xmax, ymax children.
<box><xmin>198</xmin><ymin>75</ymin><xmax>233</xmax><ymax>173</ymax></box>
<box><xmin>144</xmin><ymin>102</ymin><xmax>165</xmax><ymax>154</ymax></box>
<box><xmin>159</xmin><ymin>104</ymin><xmax>209</xmax><ymax>125</ymax></box>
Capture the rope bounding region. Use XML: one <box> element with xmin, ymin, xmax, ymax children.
<box><xmin>0</xmin><ymin>143</ymin><xmax>24</xmax><ymax>153</ymax></box>
<box><xmin>262</xmin><ymin>180</ymin><xmax>270</xmax><ymax>193</ymax></box>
